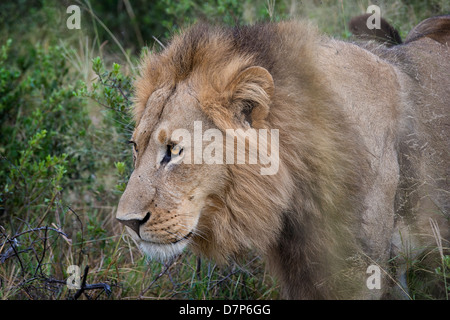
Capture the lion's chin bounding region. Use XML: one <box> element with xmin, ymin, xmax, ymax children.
<box><xmin>138</xmin><ymin>240</ymin><xmax>188</xmax><ymax>262</ymax></box>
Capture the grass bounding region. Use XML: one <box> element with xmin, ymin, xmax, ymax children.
<box><xmin>0</xmin><ymin>210</ymin><xmax>279</xmax><ymax>299</ymax></box>
<box><xmin>1</xmin><ymin>0</ymin><xmax>449</xmax><ymax>300</ymax></box>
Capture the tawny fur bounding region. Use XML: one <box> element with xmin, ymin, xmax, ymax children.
<box><xmin>117</xmin><ymin>19</ymin><xmax>450</xmax><ymax>299</ymax></box>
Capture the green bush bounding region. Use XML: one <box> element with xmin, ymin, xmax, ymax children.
<box><xmin>0</xmin><ymin>38</ymin><xmax>90</xmax><ymax>298</ymax></box>
<box><xmin>0</xmin><ymin>38</ymin><xmax>89</xmax><ymax>221</ymax></box>
<box><xmin>0</xmin><ymin>35</ymin><xmax>136</xmax><ymax>298</ymax></box>
<box><xmin>76</xmin><ymin>55</ymin><xmax>135</xmax><ymax>194</ymax></box>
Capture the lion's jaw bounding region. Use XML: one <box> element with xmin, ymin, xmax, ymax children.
<box><xmin>138</xmin><ymin>238</ymin><xmax>189</xmax><ymax>262</ymax></box>
<box><xmin>117</xmin><ymin>182</ymin><xmax>205</xmax><ymax>262</ymax></box>
<box><xmin>136</xmin><ymin>224</ymin><xmax>196</xmax><ymax>262</ymax></box>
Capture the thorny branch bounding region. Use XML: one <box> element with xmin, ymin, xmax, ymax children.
<box><xmin>0</xmin><ymin>223</ymin><xmax>112</xmax><ymax>299</ymax></box>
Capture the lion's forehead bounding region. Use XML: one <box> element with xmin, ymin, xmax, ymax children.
<box><xmin>135</xmin><ymin>85</ymin><xmax>209</xmax><ymax>145</ymax></box>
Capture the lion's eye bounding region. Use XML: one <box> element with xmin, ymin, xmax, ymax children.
<box><xmin>161</xmin><ymin>144</ymin><xmax>183</xmax><ymax>165</ymax></box>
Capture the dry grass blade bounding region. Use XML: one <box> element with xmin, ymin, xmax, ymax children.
<box><xmin>429</xmin><ymin>218</ymin><xmax>448</xmax><ymax>300</ymax></box>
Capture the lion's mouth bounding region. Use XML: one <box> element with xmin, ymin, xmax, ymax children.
<box><xmin>140</xmin><ymin>230</ymin><xmax>193</xmax><ymax>245</ymax></box>
<box><xmin>172</xmin><ymin>231</ymin><xmax>193</xmax><ymax>244</ymax></box>
<box><xmin>162</xmin><ymin>230</ymin><xmax>193</xmax><ymax>245</ymax></box>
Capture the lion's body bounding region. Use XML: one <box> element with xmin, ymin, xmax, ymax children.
<box><xmin>117</xmin><ymin>20</ymin><xmax>450</xmax><ymax>299</ymax></box>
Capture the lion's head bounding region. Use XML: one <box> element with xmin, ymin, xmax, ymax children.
<box><xmin>116</xmin><ymin>84</ymin><xmax>225</xmax><ymax>261</ymax></box>
<box><xmin>116</xmin><ymin>23</ymin><xmax>297</xmax><ymax>263</ymax></box>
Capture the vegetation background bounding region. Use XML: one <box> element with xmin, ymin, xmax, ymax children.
<box><xmin>0</xmin><ymin>0</ymin><xmax>449</xmax><ymax>300</ymax></box>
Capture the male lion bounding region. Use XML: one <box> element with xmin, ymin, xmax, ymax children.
<box><xmin>116</xmin><ymin>18</ymin><xmax>449</xmax><ymax>299</ymax></box>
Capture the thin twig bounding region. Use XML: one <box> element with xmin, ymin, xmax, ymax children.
<box><xmin>110</xmin><ymin>78</ymin><xmax>131</xmax><ymax>104</ymax></box>
<box><xmin>34</xmin><ymin>226</ymin><xmax>48</xmax><ymax>277</ymax></box>
<box><xmin>209</xmin><ymin>256</ymin><xmax>260</xmax><ymax>291</ymax></box>
<box><xmin>140</xmin><ymin>259</ymin><xmax>176</xmax><ymax>296</ymax></box>
<box><xmin>6</xmin><ymin>238</ymin><xmax>25</xmax><ymax>276</ymax></box>
<box><xmin>152</xmin><ymin>36</ymin><xmax>166</xmax><ymax>50</ymax></box>
<box><xmin>8</xmin><ymin>227</ymin><xmax>68</xmax><ymax>241</ymax></box>
<box><xmin>73</xmin><ymin>265</ymin><xmax>89</xmax><ymax>300</ymax></box>
<box><xmin>67</xmin><ymin>206</ymin><xmax>84</xmax><ymax>266</ymax></box>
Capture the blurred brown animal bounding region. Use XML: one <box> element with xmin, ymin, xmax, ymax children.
<box><xmin>349</xmin><ymin>13</ymin><xmax>402</xmax><ymax>46</ymax></box>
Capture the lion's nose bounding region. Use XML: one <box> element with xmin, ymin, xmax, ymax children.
<box><xmin>116</xmin><ymin>212</ymin><xmax>151</xmax><ymax>237</ymax></box>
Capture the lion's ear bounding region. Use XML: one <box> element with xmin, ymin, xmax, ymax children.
<box><xmin>225</xmin><ymin>66</ymin><xmax>274</xmax><ymax>128</ymax></box>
